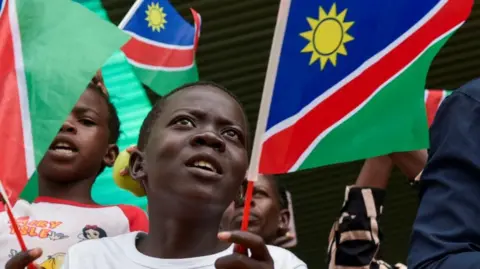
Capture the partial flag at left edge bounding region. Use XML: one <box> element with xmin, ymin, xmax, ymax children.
<box><xmin>0</xmin><ymin>0</ymin><xmax>129</xmax><ymax>205</ymax></box>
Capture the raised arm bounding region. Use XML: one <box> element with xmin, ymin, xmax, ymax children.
<box><xmin>327</xmin><ymin>156</ymin><xmax>392</xmax><ymax>268</ymax></box>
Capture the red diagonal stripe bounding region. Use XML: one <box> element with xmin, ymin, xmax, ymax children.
<box><xmin>425</xmin><ymin>89</ymin><xmax>444</xmax><ymax>126</ymax></box>
<box><xmin>260</xmin><ymin>0</ymin><xmax>471</xmax><ymax>174</ymax></box>
<box><xmin>0</xmin><ymin>0</ymin><xmax>28</xmax><ymax>207</ymax></box>
<box><xmin>122</xmin><ymin>37</ymin><xmax>195</xmax><ymax>68</ymax></box>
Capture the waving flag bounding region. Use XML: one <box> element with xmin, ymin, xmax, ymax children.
<box><xmin>248</xmin><ymin>0</ymin><xmax>472</xmax><ymax>176</ymax></box>
<box><xmin>119</xmin><ymin>0</ymin><xmax>201</xmax><ymax>95</ymax></box>
<box><xmin>425</xmin><ymin>89</ymin><xmax>452</xmax><ymax>126</ymax></box>
<box><xmin>0</xmin><ymin>0</ymin><xmax>129</xmax><ymax>205</ymax></box>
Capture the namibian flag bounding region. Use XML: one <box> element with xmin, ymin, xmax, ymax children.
<box><xmin>251</xmin><ymin>0</ymin><xmax>472</xmax><ymax>175</ymax></box>
<box><xmin>425</xmin><ymin>89</ymin><xmax>452</xmax><ymax>127</ymax></box>
<box><xmin>0</xmin><ymin>0</ymin><xmax>128</xmax><ymax>205</ymax></box>
<box><xmin>119</xmin><ymin>0</ymin><xmax>201</xmax><ymax>96</ymax></box>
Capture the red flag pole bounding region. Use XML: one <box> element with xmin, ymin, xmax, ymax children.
<box><xmin>0</xmin><ymin>181</ymin><xmax>36</xmax><ymax>269</ymax></box>
<box><xmin>233</xmin><ymin>180</ymin><xmax>254</xmax><ymax>254</ymax></box>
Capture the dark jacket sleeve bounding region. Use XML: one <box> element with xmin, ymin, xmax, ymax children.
<box><xmin>408</xmin><ymin>80</ymin><xmax>480</xmax><ymax>269</ymax></box>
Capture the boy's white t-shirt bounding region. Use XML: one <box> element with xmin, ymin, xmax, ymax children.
<box><xmin>62</xmin><ymin>231</ymin><xmax>308</xmax><ymax>269</ymax></box>
<box><xmin>0</xmin><ymin>197</ymin><xmax>148</xmax><ymax>268</ymax></box>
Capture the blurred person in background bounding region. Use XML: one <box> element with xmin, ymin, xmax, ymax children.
<box><xmin>221</xmin><ymin>175</ymin><xmax>297</xmax><ymax>248</ymax></box>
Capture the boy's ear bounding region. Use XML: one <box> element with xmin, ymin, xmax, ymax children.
<box><xmin>129</xmin><ymin>149</ymin><xmax>147</xmax><ymax>183</ymax></box>
<box><xmin>278</xmin><ymin>209</ymin><xmax>291</xmax><ymax>235</ymax></box>
<box><xmin>103</xmin><ymin>144</ymin><xmax>119</xmax><ymax>167</ymax></box>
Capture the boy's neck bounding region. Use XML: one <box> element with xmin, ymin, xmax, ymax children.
<box><xmin>138</xmin><ymin>207</ymin><xmax>229</xmax><ymax>259</ymax></box>
<box><xmin>38</xmin><ymin>176</ymin><xmax>96</xmax><ymax>205</ymax></box>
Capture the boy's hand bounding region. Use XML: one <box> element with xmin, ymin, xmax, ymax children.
<box><xmin>215</xmin><ymin>231</ymin><xmax>273</xmax><ymax>269</ymax></box>
<box><xmin>5</xmin><ymin>248</ymin><xmax>43</xmax><ymax>269</ymax></box>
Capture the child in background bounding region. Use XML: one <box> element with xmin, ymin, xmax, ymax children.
<box><xmin>62</xmin><ymin>81</ymin><xmax>306</xmax><ymax>269</ymax></box>
<box><xmin>2</xmin><ymin>73</ymin><xmax>148</xmax><ymax>269</ymax></box>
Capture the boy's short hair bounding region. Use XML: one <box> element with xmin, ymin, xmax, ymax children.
<box><xmin>88</xmin><ymin>73</ymin><xmax>120</xmax><ymax>144</ymax></box>
<box><xmin>137</xmin><ymin>81</ymin><xmax>249</xmax><ymax>151</ymax></box>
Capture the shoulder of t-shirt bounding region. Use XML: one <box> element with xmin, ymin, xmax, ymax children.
<box><xmin>266</xmin><ymin>245</ymin><xmax>308</xmax><ymax>269</ymax></box>
<box><xmin>117</xmin><ymin>204</ymin><xmax>149</xmax><ymax>233</ymax></box>
<box><xmin>64</xmin><ymin>232</ymin><xmax>136</xmax><ymax>269</ymax></box>
<box><xmin>67</xmin><ymin>232</ymin><xmax>137</xmax><ymax>256</ymax></box>
<box><xmin>64</xmin><ymin>235</ymin><xmax>106</xmax><ymax>267</ymax></box>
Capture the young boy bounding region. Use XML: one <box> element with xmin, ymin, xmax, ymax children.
<box><xmin>60</xmin><ymin>81</ymin><xmax>307</xmax><ymax>269</ymax></box>
<box><xmin>1</xmin><ymin>74</ymin><xmax>148</xmax><ymax>268</ymax></box>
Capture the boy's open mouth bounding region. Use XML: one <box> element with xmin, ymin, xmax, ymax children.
<box><xmin>189</xmin><ymin>161</ymin><xmax>217</xmax><ymax>173</ymax></box>
<box><xmin>49</xmin><ymin>140</ymin><xmax>78</xmax><ymax>155</ymax></box>
<box><xmin>185</xmin><ymin>154</ymin><xmax>223</xmax><ymax>175</ymax></box>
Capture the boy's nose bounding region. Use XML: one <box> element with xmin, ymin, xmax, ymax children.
<box><xmin>59</xmin><ymin>119</ymin><xmax>77</xmax><ymax>134</ymax></box>
<box><xmin>190</xmin><ymin>131</ymin><xmax>226</xmax><ymax>152</ymax></box>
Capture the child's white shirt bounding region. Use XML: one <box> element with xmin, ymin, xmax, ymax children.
<box><xmin>0</xmin><ymin>197</ymin><xmax>148</xmax><ymax>268</ymax></box>
<box><xmin>62</xmin><ymin>231</ymin><xmax>307</xmax><ymax>269</ymax></box>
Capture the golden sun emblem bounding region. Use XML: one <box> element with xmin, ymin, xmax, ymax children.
<box><xmin>145</xmin><ymin>2</ymin><xmax>167</xmax><ymax>32</ymax></box>
<box><xmin>300</xmin><ymin>3</ymin><xmax>354</xmax><ymax>70</ymax></box>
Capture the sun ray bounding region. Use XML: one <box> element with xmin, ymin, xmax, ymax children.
<box><xmin>320</xmin><ymin>57</ymin><xmax>328</xmax><ymax>70</ymax></box>
<box><xmin>300</xmin><ymin>3</ymin><xmax>354</xmax><ymax>70</ymax></box>
<box><xmin>330</xmin><ymin>54</ymin><xmax>337</xmax><ymax>66</ymax></box>
<box><xmin>300</xmin><ymin>30</ymin><xmax>313</xmax><ymax>40</ymax></box>
<box><xmin>309</xmin><ymin>53</ymin><xmax>320</xmax><ymax>65</ymax></box>
<box><xmin>306</xmin><ymin>17</ymin><xmax>319</xmax><ymax>29</ymax></box>
<box><xmin>343</xmin><ymin>33</ymin><xmax>354</xmax><ymax>43</ymax></box>
<box><xmin>301</xmin><ymin>43</ymin><xmax>314</xmax><ymax>53</ymax></box>
<box><xmin>337</xmin><ymin>45</ymin><xmax>347</xmax><ymax>56</ymax></box>
<box><xmin>319</xmin><ymin>7</ymin><xmax>328</xmax><ymax>20</ymax></box>
<box><xmin>343</xmin><ymin>21</ymin><xmax>354</xmax><ymax>31</ymax></box>
<box><xmin>337</xmin><ymin>9</ymin><xmax>347</xmax><ymax>22</ymax></box>
<box><xmin>328</xmin><ymin>3</ymin><xmax>337</xmax><ymax>17</ymax></box>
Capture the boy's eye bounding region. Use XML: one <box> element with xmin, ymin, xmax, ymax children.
<box><xmin>79</xmin><ymin>119</ymin><xmax>95</xmax><ymax>126</ymax></box>
<box><xmin>174</xmin><ymin>118</ymin><xmax>194</xmax><ymax>127</ymax></box>
<box><xmin>223</xmin><ymin>129</ymin><xmax>239</xmax><ymax>139</ymax></box>
<box><xmin>254</xmin><ymin>189</ymin><xmax>268</xmax><ymax>198</ymax></box>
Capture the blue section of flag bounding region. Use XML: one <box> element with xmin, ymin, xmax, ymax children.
<box><xmin>0</xmin><ymin>0</ymin><xmax>5</xmax><ymax>16</ymax></box>
<box><xmin>122</xmin><ymin>0</ymin><xmax>194</xmax><ymax>46</ymax></box>
<box><xmin>266</xmin><ymin>0</ymin><xmax>440</xmax><ymax>129</ymax></box>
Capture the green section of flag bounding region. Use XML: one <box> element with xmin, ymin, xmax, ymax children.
<box><xmin>298</xmin><ymin>34</ymin><xmax>451</xmax><ymax>170</ymax></box>
<box><xmin>19</xmin><ymin>0</ymin><xmax>129</xmax><ymax>200</ymax></box>
<box><xmin>21</xmin><ymin>173</ymin><xmax>38</xmax><ymax>202</ymax></box>
<box><xmin>133</xmin><ymin>64</ymin><xmax>199</xmax><ymax>96</ymax></box>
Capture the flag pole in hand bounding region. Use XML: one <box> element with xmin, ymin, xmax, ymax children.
<box><xmin>0</xmin><ymin>181</ymin><xmax>36</xmax><ymax>269</ymax></box>
<box><xmin>234</xmin><ymin>0</ymin><xmax>293</xmax><ymax>255</ymax></box>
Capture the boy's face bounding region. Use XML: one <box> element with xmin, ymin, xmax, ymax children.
<box><xmin>37</xmin><ymin>88</ymin><xmax>117</xmax><ymax>182</ymax></box>
<box><xmin>141</xmin><ymin>86</ymin><xmax>248</xmax><ymax>214</ymax></box>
